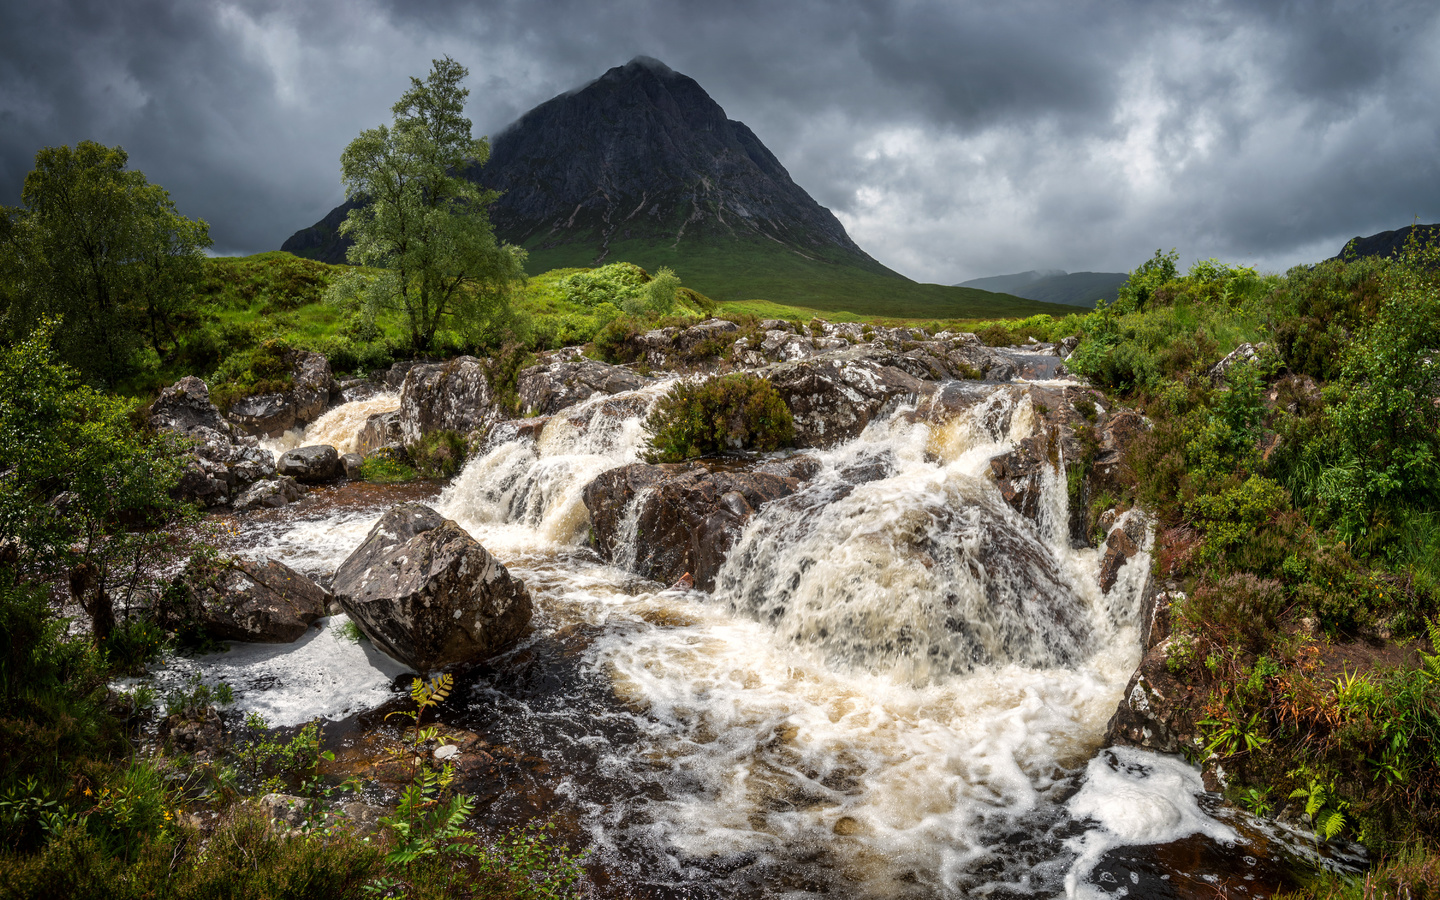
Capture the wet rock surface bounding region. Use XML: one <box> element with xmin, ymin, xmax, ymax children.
<box><xmin>228</xmin><ymin>392</ymin><xmax>296</xmax><ymax>438</ymax></box>
<box><xmin>226</xmin><ymin>351</ymin><xmax>336</xmax><ymax>438</ymax></box>
<box><xmin>175</xmin><ymin>555</ymin><xmax>331</xmax><ymax>643</ymax></box>
<box><xmin>1104</xmin><ymin>585</ymin><xmax>1199</xmax><ymax>754</ymax></box>
<box><xmin>356</xmin><ymin>410</ymin><xmax>403</xmax><ymax>457</ymax></box>
<box><xmin>150</xmin><ymin>376</ymin><xmax>275</xmax><ymax>507</ymax></box>
<box><xmin>764</xmin><ymin>350</ymin><xmax>929</xmax><ymax>448</ymax></box>
<box><xmin>515</xmin><ymin>356</ymin><xmax>650</xmax><ymax>417</ymax></box>
<box><xmin>233</xmin><ymin>475</ymin><xmax>309</xmax><ymax>512</ymax></box>
<box><xmin>277</xmin><ymin>445</ymin><xmax>341</xmax><ymax>483</ymax></box>
<box><xmin>583</xmin><ymin>455</ymin><xmax>819</xmax><ymax>590</ymax></box>
<box><xmin>331</xmin><ymin>503</ymin><xmax>533</xmax><ymax>671</ymax></box>
<box><xmin>150</xmin><ymin>376</ymin><xmax>232</xmax><ymax>436</ymax></box>
<box><xmin>399</xmin><ymin>356</ymin><xmax>496</xmax><ymax>445</ymax></box>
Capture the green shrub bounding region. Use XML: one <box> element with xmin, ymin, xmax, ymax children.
<box><xmin>644</xmin><ymin>374</ymin><xmax>794</xmax><ymax>462</ymax></box>
<box><xmin>1177</xmin><ymin>573</ymin><xmax>1287</xmax><ymax>652</ymax></box>
<box><xmin>556</xmin><ymin>262</ymin><xmax>649</xmax><ymax>308</ymax></box>
<box><xmin>359</xmin><ymin>454</ymin><xmax>417</xmax><ymax>484</ymax></box>
<box><xmin>208</xmin><ymin>338</ymin><xmax>294</xmax><ymax>412</ymax></box>
<box><xmin>587</xmin><ymin>316</ymin><xmax>645</xmax><ymax>364</ymax></box>
<box><xmin>407</xmin><ymin>430</ymin><xmax>469</xmax><ymax>479</ymax></box>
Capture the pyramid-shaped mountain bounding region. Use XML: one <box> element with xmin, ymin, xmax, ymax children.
<box><xmin>283</xmin><ymin>58</ymin><xmax>1068</xmax><ymax>318</ymax></box>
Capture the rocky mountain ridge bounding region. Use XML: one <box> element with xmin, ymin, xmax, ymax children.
<box><xmin>284</xmin><ymin>57</ymin><xmax>883</xmax><ymax>274</ymax></box>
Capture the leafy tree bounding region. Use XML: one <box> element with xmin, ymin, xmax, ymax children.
<box><xmin>335</xmin><ymin>56</ymin><xmax>526</xmax><ymax>352</ymax></box>
<box><xmin>0</xmin><ymin>322</ymin><xmax>194</xmax><ymax>644</ymax></box>
<box><xmin>0</xmin><ymin>142</ymin><xmax>211</xmax><ymax>385</ymax></box>
<box><xmin>1110</xmin><ymin>247</ymin><xmax>1178</xmax><ymax>314</ymax></box>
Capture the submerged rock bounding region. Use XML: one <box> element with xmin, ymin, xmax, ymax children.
<box><xmin>584</xmin><ymin>456</ymin><xmax>819</xmax><ymax>590</ymax></box>
<box><xmin>277</xmin><ymin>445</ymin><xmax>341</xmax><ymax>483</ymax></box>
<box><xmin>175</xmin><ymin>555</ymin><xmax>331</xmax><ymax>643</ymax></box>
<box><xmin>331</xmin><ymin>504</ymin><xmax>532</xmax><ymax>671</ymax></box>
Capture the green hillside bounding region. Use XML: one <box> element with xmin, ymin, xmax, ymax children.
<box><xmin>521</xmin><ymin>237</ymin><xmax>1075</xmax><ymax>320</ymax></box>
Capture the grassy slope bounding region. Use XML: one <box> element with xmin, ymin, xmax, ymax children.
<box><xmin>521</xmin><ymin>237</ymin><xmax>1076</xmax><ymax>320</ymax></box>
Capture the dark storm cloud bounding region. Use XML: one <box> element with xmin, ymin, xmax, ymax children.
<box><xmin>1</xmin><ymin>0</ymin><xmax>1436</xmax><ymax>279</ymax></box>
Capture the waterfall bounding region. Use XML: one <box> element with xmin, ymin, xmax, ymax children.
<box><xmin>436</xmin><ymin>381</ymin><xmax>672</xmax><ymax>545</ymax></box>
<box><xmin>177</xmin><ymin>372</ymin><xmax>1298</xmax><ymax>898</ymax></box>
<box><xmin>260</xmin><ymin>392</ymin><xmax>399</xmax><ymax>456</ymax></box>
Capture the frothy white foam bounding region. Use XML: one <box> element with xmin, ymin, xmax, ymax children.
<box><xmin>1065</xmin><ymin>747</ymin><xmax>1238</xmax><ymax>898</ymax></box>
<box><xmin>437</xmin><ymin>381</ymin><xmax>671</xmax><ymax>545</ymax></box>
<box><xmin>152</xmin><ymin>615</ymin><xmax>412</xmax><ymax>728</ymax></box>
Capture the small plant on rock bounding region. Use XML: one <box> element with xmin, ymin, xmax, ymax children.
<box><xmin>643</xmin><ymin>373</ymin><xmax>794</xmax><ymax>463</ymax></box>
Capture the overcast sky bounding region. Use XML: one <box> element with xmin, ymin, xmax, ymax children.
<box><xmin>3</xmin><ymin>0</ymin><xmax>1437</xmax><ymax>283</ymax></box>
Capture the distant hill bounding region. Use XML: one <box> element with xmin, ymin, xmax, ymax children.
<box><xmin>283</xmin><ymin>57</ymin><xmax>1072</xmax><ymax>321</ymax></box>
<box><xmin>1331</xmin><ymin>223</ymin><xmax>1440</xmax><ymax>261</ymax></box>
<box><xmin>958</xmin><ymin>270</ymin><xmax>1065</xmax><ymax>295</ymax></box>
<box><xmin>959</xmin><ymin>270</ymin><xmax>1127</xmax><ymax>308</ymax></box>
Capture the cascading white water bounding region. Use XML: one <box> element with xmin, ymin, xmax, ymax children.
<box><xmin>436</xmin><ymin>381</ymin><xmax>673</xmax><ymax>546</ymax></box>
<box><xmin>260</xmin><ymin>391</ymin><xmax>399</xmax><ymax>456</ymax></box>
<box><xmin>714</xmin><ymin>392</ymin><xmax>1102</xmax><ymax>683</ymax></box>
<box><xmin>178</xmin><ymin>375</ymin><xmax>1276</xmax><ymax>897</ymax></box>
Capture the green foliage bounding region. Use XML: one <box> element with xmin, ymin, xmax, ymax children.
<box><xmin>644</xmin><ymin>374</ymin><xmax>795</xmax><ymax>462</ymax></box>
<box><xmin>1289</xmin><ymin>774</ymin><xmax>1349</xmax><ymax>841</ymax></box>
<box><xmin>1186</xmin><ymin>475</ymin><xmax>1289</xmax><ymax>562</ymax></box>
<box><xmin>1111</xmin><ymin>248</ymin><xmax>1179</xmax><ymax>314</ymax></box>
<box><xmin>1312</xmin><ymin>243</ymin><xmax>1440</xmax><ymax>538</ymax></box>
<box><xmin>359</xmin><ymin>453</ymin><xmax>418</xmax><ymax>484</ymax></box>
<box><xmin>336</xmin><ymin>56</ymin><xmax>526</xmax><ymax>352</ymax></box>
<box><xmin>407</xmin><ymin>430</ymin><xmax>469</xmax><ymax>479</ymax></box>
<box><xmin>0</xmin><ymin>141</ymin><xmax>211</xmax><ymax>386</ymax></box>
<box><xmin>524</xmin><ymin>235</ymin><xmax>1075</xmax><ymax>320</ymax></box>
<box><xmin>1200</xmin><ymin>708</ymin><xmax>1270</xmax><ymax>757</ymax></box>
<box><xmin>233</xmin><ymin>716</ymin><xmax>328</xmax><ymax>793</ymax></box>
<box><xmin>206</xmin><ymin>338</ymin><xmax>294</xmax><ymax>412</ymax></box>
<box><xmin>555</xmin><ymin>262</ymin><xmax>649</xmax><ymax>309</ymax></box>
<box><xmin>0</xmin><ymin>324</ymin><xmax>194</xmax><ymax>644</ymax></box>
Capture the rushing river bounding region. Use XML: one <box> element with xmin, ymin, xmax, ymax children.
<box><xmin>166</xmin><ymin>374</ymin><xmax>1363</xmax><ymax>898</ymax></box>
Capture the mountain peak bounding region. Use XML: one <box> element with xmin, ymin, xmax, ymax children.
<box><xmin>284</xmin><ymin>58</ymin><xmax>881</xmax><ymax>274</ymax></box>
<box><xmin>620</xmin><ymin>55</ymin><xmax>674</xmax><ymax>75</ymax></box>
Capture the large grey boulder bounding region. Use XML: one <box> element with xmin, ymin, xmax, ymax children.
<box><xmin>331</xmin><ymin>504</ymin><xmax>532</xmax><ymax>671</ymax></box>
<box><xmin>764</xmin><ymin>351</ymin><xmax>930</xmax><ymax>448</ymax></box>
<box><xmin>149</xmin><ymin>376</ymin><xmax>231</xmax><ymax>436</ymax></box>
<box><xmin>584</xmin><ymin>456</ymin><xmax>819</xmax><ymax>591</ymax></box>
<box><xmin>399</xmin><ymin>357</ymin><xmax>496</xmax><ymax>445</ymax></box>
<box><xmin>150</xmin><ymin>377</ymin><xmax>275</xmax><ymax>507</ymax></box>
<box><xmin>228</xmin><ymin>392</ymin><xmax>297</xmax><ymax>438</ymax></box>
<box><xmin>289</xmin><ymin>351</ymin><xmax>333</xmax><ymax>423</ymax></box>
<box><xmin>277</xmin><ymin>445</ymin><xmax>340</xmax><ymax>483</ymax></box>
<box><xmin>233</xmin><ymin>476</ymin><xmax>309</xmax><ymax>512</ymax></box>
<box><xmin>226</xmin><ymin>351</ymin><xmax>335</xmax><ymax>438</ymax></box>
<box><xmin>175</xmin><ymin>555</ymin><xmax>330</xmax><ymax>643</ymax></box>
<box><xmin>515</xmin><ymin>357</ymin><xmax>650</xmax><ymax>417</ymax></box>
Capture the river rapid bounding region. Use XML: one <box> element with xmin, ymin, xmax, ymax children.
<box><xmin>166</xmin><ymin>373</ymin><xmax>1359</xmax><ymax>899</ymax></box>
